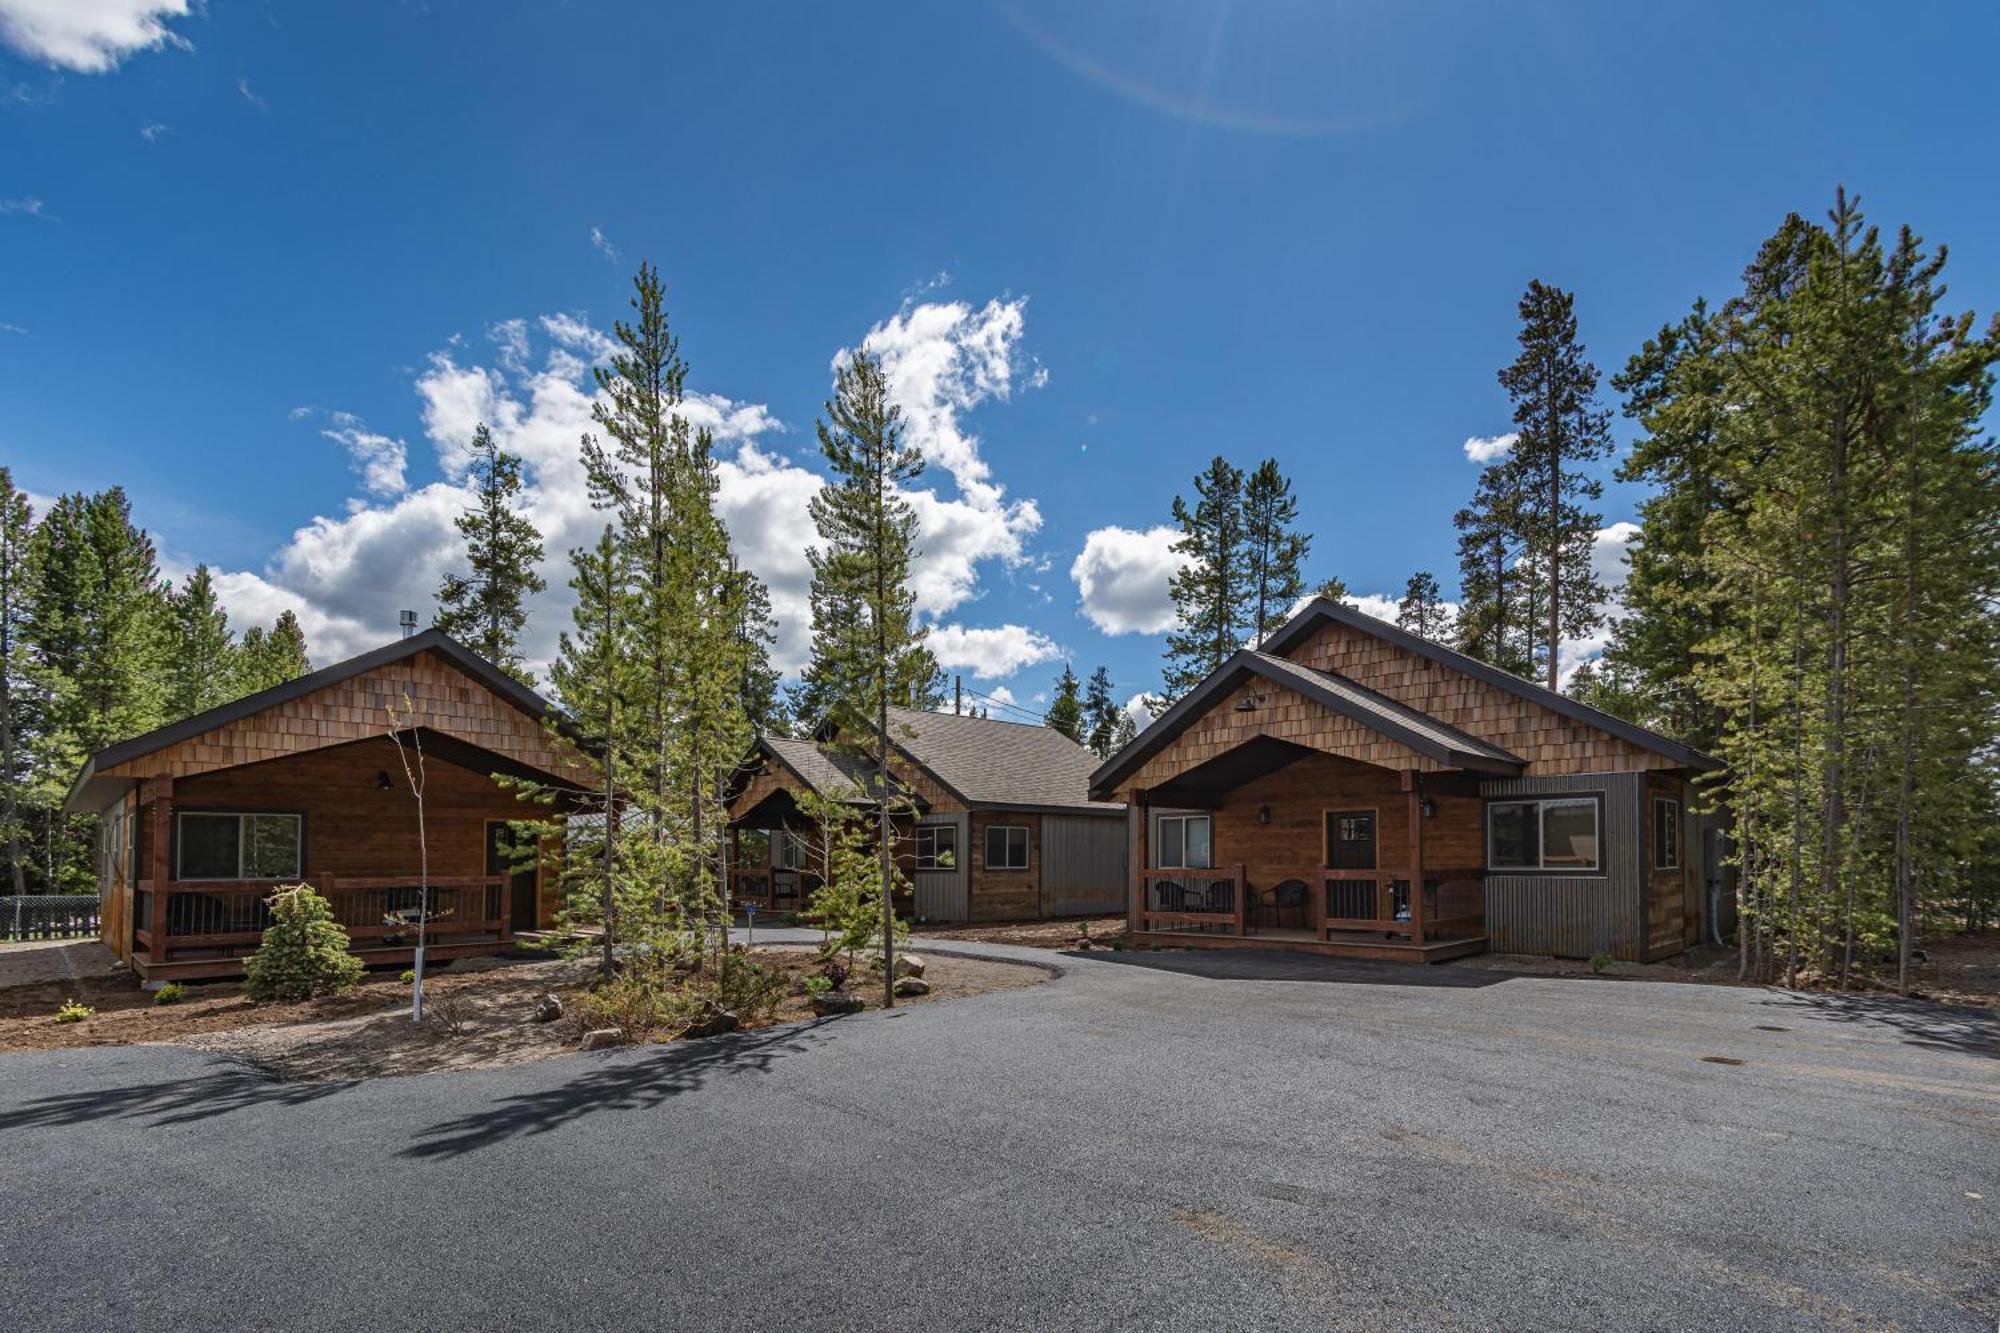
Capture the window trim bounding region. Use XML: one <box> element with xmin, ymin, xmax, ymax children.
<box><xmin>174</xmin><ymin>809</ymin><xmax>305</xmax><ymax>882</ymax></box>
<box><xmin>1652</xmin><ymin>796</ymin><xmax>1681</xmax><ymax>871</ymax></box>
<box><xmin>913</xmin><ymin>822</ymin><xmax>958</xmax><ymax>872</ymax></box>
<box><xmin>1154</xmin><ymin>812</ymin><xmax>1213</xmax><ymax>870</ymax></box>
<box><xmin>983</xmin><ymin>823</ymin><xmax>1030</xmax><ymax>872</ymax></box>
<box><xmin>1484</xmin><ymin>794</ymin><xmax>1604</xmax><ymax>875</ymax></box>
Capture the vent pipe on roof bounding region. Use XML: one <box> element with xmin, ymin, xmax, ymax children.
<box><xmin>399</xmin><ymin>609</ymin><xmax>418</xmax><ymax>639</ymax></box>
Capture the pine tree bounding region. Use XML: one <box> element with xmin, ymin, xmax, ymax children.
<box><xmin>1082</xmin><ymin>665</ymin><xmax>1119</xmax><ymax>758</ymax></box>
<box><xmin>805</xmin><ymin>348</ymin><xmax>939</xmax><ymax>1005</ymax></box>
<box><xmin>1242</xmin><ymin>459</ymin><xmax>1310</xmax><ymax>644</ymax></box>
<box><xmin>1111</xmin><ymin>712</ymin><xmax>1138</xmax><ymax>751</ymax></box>
<box><xmin>1313</xmin><ymin>575</ymin><xmax>1352</xmax><ymax>605</ymax></box>
<box><xmin>1045</xmin><ymin>664</ymin><xmax>1083</xmax><ymax>740</ymax></box>
<box><xmin>1496</xmin><ymin>281</ymin><xmax>1614</xmax><ymax>689</ymax></box>
<box><xmin>1395</xmin><ymin>571</ymin><xmax>1449</xmax><ymax>640</ymax></box>
<box><xmin>235</xmin><ymin>610</ymin><xmax>310</xmax><ymax>696</ymax></box>
<box><xmin>164</xmin><ymin>565</ymin><xmax>235</xmax><ymax>719</ymax></box>
<box><xmin>0</xmin><ymin>470</ymin><xmax>32</xmax><ymax>895</ymax></box>
<box><xmin>435</xmin><ymin>421</ymin><xmax>546</xmax><ymax>682</ymax></box>
<box><xmin>1161</xmin><ymin>456</ymin><xmax>1246</xmax><ymax>700</ymax></box>
<box><xmin>1453</xmin><ymin>457</ymin><xmax>1533</xmax><ymax>675</ymax></box>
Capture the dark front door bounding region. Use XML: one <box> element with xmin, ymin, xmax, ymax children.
<box><xmin>1326</xmin><ymin>810</ymin><xmax>1377</xmax><ymax>870</ymax></box>
<box><xmin>486</xmin><ymin>822</ymin><xmax>539</xmax><ymax>932</ymax></box>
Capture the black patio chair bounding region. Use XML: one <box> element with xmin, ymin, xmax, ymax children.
<box><xmin>1267</xmin><ymin>879</ymin><xmax>1309</xmax><ymax>929</ymax></box>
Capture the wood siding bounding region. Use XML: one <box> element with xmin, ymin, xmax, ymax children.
<box><xmin>101</xmin><ymin>650</ymin><xmax>594</xmax><ymax>789</ymax></box>
<box><xmin>171</xmin><ymin>736</ymin><xmax>553</xmax><ymax>920</ymax></box>
<box><xmin>1286</xmin><ymin>621</ymin><xmax>1680</xmax><ymax>775</ymax></box>
<box><xmin>968</xmin><ymin>811</ymin><xmax>1040</xmax><ymax>922</ymax></box>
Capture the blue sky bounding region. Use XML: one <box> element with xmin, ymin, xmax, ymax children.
<box><xmin>3</xmin><ymin>1</ymin><xmax>1996</xmax><ymax>720</ymax></box>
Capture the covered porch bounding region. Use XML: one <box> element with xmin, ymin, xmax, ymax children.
<box><xmin>1129</xmin><ymin>738</ymin><xmax>1493</xmax><ymax>964</ymax></box>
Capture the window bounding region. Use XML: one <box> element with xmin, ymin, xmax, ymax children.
<box><xmin>1156</xmin><ymin>813</ymin><xmax>1212</xmax><ymax>869</ymax></box>
<box><xmin>176</xmin><ymin>812</ymin><xmax>302</xmax><ymax>880</ymax></box>
<box><xmin>1486</xmin><ymin>797</ymin><xmax>1600</xmax><ymax>872</ymax></box>
<box><xmin>914</xmin><ymin>824</ymin><xmax>957</xmax><ymax>871</ymax></box>
<box><xmin>774</xmin><ymin>830</ymin><xmax>809</xmax><ymax>870</ymax></box>
<box><xmin>1653</xmin><ymin>797</ymin><xmax>1681</xmax><ymax>870</ymax></box>
<box><xmin>984</xmin><ymin>824</ymin><xmax>1029</xmax><ymax>871</ymax></box>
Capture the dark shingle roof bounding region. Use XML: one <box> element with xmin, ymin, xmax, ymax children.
<box><xmin>763</xmin><ymin>734</ymin><xmax>877</xmax><ymax>801</ymax></box>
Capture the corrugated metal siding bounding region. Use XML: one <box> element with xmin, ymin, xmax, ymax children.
<box><xmin>912</xmin><ymin>813</ymin><xmax>969</xmax><ymax>924</ymax></box>
<box><xmin>1041</xmin><ymin>814</ymin><xmax>1127</xmax><ymax>916</ymax></box>
<box><xmin>1479</xmin><ymin>771</ymin><xmax>1647</xmax><ymax>960</ymax></box>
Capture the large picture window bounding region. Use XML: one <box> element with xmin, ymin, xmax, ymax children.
<box><xmin>1653</xmin><ymin>797</ymin><xmax>1681</xmax><ymax>870</ymax></box>
<box><xmin>914</xmin><ymin>824</ymin><xmax>957</xmax><ymax>871</ymax></box>
<box><xmin>176</xmin><ymin>812</ymin><xmax>302</xmax><ymax>880</ymax></box>
<box><xmin>984</xmin><ymin>824</ymin><xmax>1029</xmax><ymax>871</ymax></box>
<box><xmin>1156</xmin><ymin>813</ymin><xmax>1212</xmax><ymax>869</ymax></box>
<box><xmin>774</xmin><ymin>830</ymin><xmax>809</xmax><ymax>870</ymax></box>
<box><xmin>1487</xmin><ymin>797</ymin><xmax>1599</xmax><ymax>872</ymax></box>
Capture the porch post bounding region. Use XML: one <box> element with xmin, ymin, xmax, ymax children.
<box><xmin>144</xmin><ymin>776</ymin><xmax>172</xmax><ymax>968</ymax></box>
<box><xmin>1405</xmin><ymin>771</ymin><xmax>1427</xmax><ymax>945</ymax></box>
<box><xmin>1129</xmin><ymin>791</ymin><xmax>1148</xmax><ymax>940</ymax></box>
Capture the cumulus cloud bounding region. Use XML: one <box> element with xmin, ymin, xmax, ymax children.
<box><xmin>0</xmin><ymin>0</ymin><xmax>190</xmax><ymax>73</ymax></box>
<box><xmin>204</xmin><ymin>298</ymin><xmax>1047</xmax><ymax>679</ymax></box>
<box><xmin>1122</xmin><ymin>693</ymin><xmax>1156</xmax><ymax>729</ymax></box>
<box><xmin>1070</xmin><ymin>525</ymin><xmax>1187</xmax><ymax>635</ymax></box>
<box><xmin>927</xmin><ymin>624</ymin><xmax>1061</xmax><ymax>680</ymax></box>
<box><xmin>321</xmin><ymin>412</ymin><xmax>409</xmax><ymax>499</ymax></box>
<box><xmin>1463</xmin><ymin>432</ymin><xmax>1516</xmax><ymax>463</ymax></box>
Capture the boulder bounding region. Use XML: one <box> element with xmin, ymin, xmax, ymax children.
<box><xmin>894</xmin><ymin>954</ymin><xmax>926</xmax><ymax>978</ymax></box>
<box><xmin>682</xmin><ymin>999</ymin><xmax>739</xmax><ymax>1039</ymax></box>
<box><xmin>893</xmin><ymin>976</ymin><xmax>931</xmax><ymax>997</ymax></box>
<box><xmin>580</xmin><ymin>1027</ymin><xmax>624</xmax><ymax>1050</ymax></box>
<box><xmin>532</xmin><ymin>993</ymin><xmax>564</xmax><ymax>1023</ymax></box>
<box><xmin>811</xmin><ymin>990</ymin><xmax>864</xmax><ymax>1017</ymax></box>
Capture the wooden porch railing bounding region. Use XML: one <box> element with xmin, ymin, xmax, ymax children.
<box><xmin>134</xmin><ymin>875</ymin><xmax>509</xmax><ymax>966</ymax></box>
<box><xmin>1139</xmin><ymin>865</ymin><xmax>1246</xmax><ymax>936</ymax></box>
<box><xmin>1320</xmin><ymin>868</ymin><xmax>1485</xmax><ymax>942</ymax></box>
<box><xmin>728</xmin><ymin>868</ymin><xmax>820</xmax><ymax>913</ymax></box>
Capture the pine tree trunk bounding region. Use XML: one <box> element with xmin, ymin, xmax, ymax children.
<box><xmin>0</xmin><ymin>573</ymin><xmax>22</xmax><ymax>895</ymax></box>
<box><xmin>875</xmin><ymin>457</ymin><xmax>897</xmax><ymax>1010</ymax></box>
<box><xmin>1547</xmin><ymin>411</ymin><xmax>1563</xmax><ymax>692</ymax></box>
<box><xmin>1827</xmin><ymin>417</ymin><xmax>1852</xmax><ymax>991</ymax></box>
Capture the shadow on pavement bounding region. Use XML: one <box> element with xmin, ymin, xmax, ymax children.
<box><xmin>0</xmin><ymin>1065</ymin><xmax>351</xmax><ymax>1130</ymax></box>
<box><xmin>398</xmin><ymin>1018</ymin><xmax>835</xmax><ymax>1159</ymax></box>
<box><xmin>1080</xmin><ymin>948</ymin><xmax>1513</xmax><ymax>989</ymax></box>
<box><xmin>1756</xmin><ymin>990</ymin><xmax>2000</xmax><ymax>1059</ymax></box>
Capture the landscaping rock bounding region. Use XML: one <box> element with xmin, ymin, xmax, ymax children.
<box><xmin>893</xmin><ymin>976</ymin><xmax>931</xmax><ymax>997</ymax></box>
<box><xmin>532</xmin><ymin>993</ymin><xmax>564</xmax><ymax>1023</ymax></box>
<box><xmin>895</xmin><ymin>954</ymin><xmax>926</xmax><ymax>978</ymax></box>
<box><xmin>682</xmin><ymin>999</ymin><xmax>739</xmax><ymax>1039</ymax></box>
<box><xmin>580</xmin><ymin>1028</ymin><xmax>624</xmax><ymax>1050</ymax></box>
<box><xmin>811</xmin><ymin>990</ymin><xmax>864</xmax><ymax>1017</ymax></box>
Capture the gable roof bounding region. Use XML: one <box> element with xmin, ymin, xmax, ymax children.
<box><xmin>1261</xmin><ymin>598</ymin><xmax>1719</xmax><ymax>771</ymax></box>
<box><xmin>65</xmin><ymin>629</ymin><xmax>582</xmax><ymax>812</ymax></box>
<box><xmin>877</xmin><ymin>705</ymin><xmax>1118</xmax><ymax>812</ymax></box>
<box><xmin>1088</xmin><ymin>651</ymin><xmax>1525</xmax><ymax>798</ymax></box>
<box><xmin>758</xmin><ymin>734</ymin><xmax>880</xmax><ymax>802</ymax></box>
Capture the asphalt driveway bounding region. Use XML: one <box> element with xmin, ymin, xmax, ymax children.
<box><xmin>1</xmin><ymin>942</ymin><xmax>1994</xmax><ymax>1333</ymax></box>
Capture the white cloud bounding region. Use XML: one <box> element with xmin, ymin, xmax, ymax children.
<box><xmin>1463</xmin><ymin>432</ymin><xmax>1516</xmax><ymax>463</ymax></box>
<box><xmin>204</xmin><ymin>298</ymin><xmax>1047</xmax><ymax>679</ymax></box>
<box><xmin>321</xmin><ymin>412</ymin><xmax>409</xmax><ymax>499</ymax></box>
<box><xmin>1122</xmin><ymin>693</ymin><xmax>1156</xmax><ymax>729</ymax></box>
<box><xmin>0</xmin><ymin>196</ymin><xmax>55</xmax><ymax>220</ymax></box>
<box><xmin>139</xmin><ymin>122</ymin><xmax>167</xmax><ymax>142</ymax></box>
<box><xmin>1552</xmin><ymin>522</ymin><xmax>1643</xmax><ymax>685</ymax></box>
<box><xmin>0</xmin><ymin>320</ymin><xmax>25</xmax><ymax>336</ymax></box>
<box><xmin>1070</xmin><ymin>525</ymin><xmax>1187</xmax><ymax>635</ymax></box>
<box><xmin>589</xmin><ymin>226</ymin><xmax>620</xmax><ymax>263</ymax></box>
<box><xmin>0</xmin><ymin>0</ymin><xmax>190</xmax><ymax>73</ymax></box>
<box><xmin>236</xmin><ymin>75</ymin><xmax>265</xmax><ymax>110</ymax></box>
<box><xmin>927</xmin><ymin>624</ymin><xmax>1061</xmax><ymax>680</ymax></box>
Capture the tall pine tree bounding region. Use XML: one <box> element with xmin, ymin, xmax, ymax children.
<box><xmin>1082</xmin><ymin>665</ymin><xmax>1119</xmax><ymax>758</ymax></box>
<box><xmin>164</xmin><ymin>565</ymin><xmax>235</xmax><ymax>719</ymax></box>
<box><xmin>0</xmin><ymin>470</ymin><xmax>31</xmax><ymax>894</ymax></box>
<box><xmin>1242</xmin><ymin>459</ymin><xmax>1310</xmax><ymax>645</ymax></box>
<box><xmin>1396</xmin><ymin>571</ymin><xmax>1449</xmax><ymax>640</ymax></box>
<box><xmin>1161</xmin><ymin>456</ymin><xmax>1246</xmax><ymax>700</ymax></box>
<box><xmin>435</xmin><ymin>421</ymin><xmax>546</xmax><ymax>682</ymax></box>
<box><xmin>1045</xmin><ymin>664</ymin><xmax>1083</xmax><ymax>740</ymax></box>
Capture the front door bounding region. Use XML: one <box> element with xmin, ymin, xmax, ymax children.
<box><xmin>486</xmin><ymin>822</ymin><xmax>539</xmax><ymax>932</ymax></box>
<box><xmin>1325</xmin><ymin>810</ymin><xmax>1377</xmax><ymax>869</ymax></box>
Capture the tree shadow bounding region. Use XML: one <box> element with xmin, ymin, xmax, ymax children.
<box><xmin>0</xmin><ymin>1065</ymin><xmax>352</xmax><ymax>1131</ymax></box>
<box><xmin>397</xmin><ymin>1019</ymin><xmax>837</xmax><ymax>1160</ymax></box>
<box><xmin>1084</xmin><ymin>948</ymin><xmax>1514</xmax><ymax>989</ymax></box>
<box><xmin>1755</xmin><ymin>990</ymin><xmax>2000</xmax><ymax>1059</ymax></box>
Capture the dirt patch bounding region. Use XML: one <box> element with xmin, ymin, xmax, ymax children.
<box><xmin>916</xmin><ymin>916</ymin><xmax>1125</xmax><ymax>951</ymax></box>
<box><xmin>0</xmin><ymin>945</ymin><xmax>1047</xmax><ymax>1081</ymax></box>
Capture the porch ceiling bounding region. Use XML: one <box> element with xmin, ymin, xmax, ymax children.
<box><xmin>1145</xmin><ymin>736</ymin><xmax>1319</xmax><ymax>808</ymax></box>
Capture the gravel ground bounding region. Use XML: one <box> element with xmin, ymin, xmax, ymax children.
<box><xmin>1</xmin><ymin>939</ymin><xmax>1994</xmax><ymax>1333</ymax></box>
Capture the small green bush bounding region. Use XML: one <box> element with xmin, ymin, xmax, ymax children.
<box><xmin>1589</xmin><ymin>951</ymin><xmax>1613</xmax><ymax>975</ymax></box>
<box><xmin>718</xmin><ymin>955</ymin><xmax>786</xmax><ymax>1025</ymax></box>
<box><xmin>242</xmin><ymin>885</ymin><xmax>364</xmax><ymax>1003</ymax></box>
<box><xmin>803</xmin><ymin>974</ymin><xmax>832</xmax><ymax>996</ymax></box>
<box><xmin>153</xmin><ymin>983</ymin><xmax>186</xmax><ymax>1006</ymax></box>
<box><xmin>400</xmin><ymin>968</ymin><xmax>417</xmax><ymax>985</ymax></box>
<box><xmin>571</xmin><ymin>957</ymin><xmax>701</xmax><ymax>1039</ymax></box>
<box><xmin>53</xmin><ymin>998</ymin><xmax>93</xmax><ymax>1024</ymax></box>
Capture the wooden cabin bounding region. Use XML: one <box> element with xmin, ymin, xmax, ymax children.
<box><xmin>1088</xmin><ymin>598</ymin><xmax>1723</xmax><ymax>963</ymax></box>
<box><xmin>724</xmin><ymin>706</ymin><xmax>1127</xmax><ymax>925</ymax></box>
<box><xmin>63</xmin><ymin>630</ymin><xmax>596</xmax><ymax>982</ymax></box>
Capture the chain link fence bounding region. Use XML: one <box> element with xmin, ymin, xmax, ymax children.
<box><xmin>1</xmin><ymin>896</ymin><xmax>102</xmax><ymax>942</ymax></box>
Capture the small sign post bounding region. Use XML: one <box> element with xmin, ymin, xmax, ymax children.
<box><xmin>744</xmin><ymin>901</ymin><xmax>756</xmax><ymax>947</ymax></box>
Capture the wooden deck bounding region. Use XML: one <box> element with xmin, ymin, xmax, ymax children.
<box><xmin>1128</xmin><ymin>927</ymin><xmax>1487</xmax><ymax>964</ymax></box>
